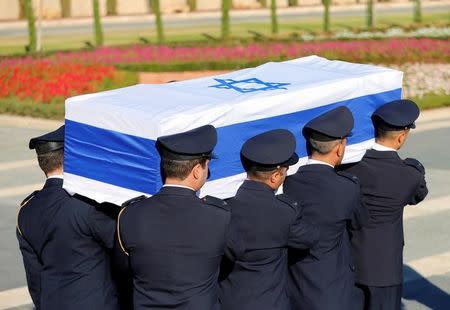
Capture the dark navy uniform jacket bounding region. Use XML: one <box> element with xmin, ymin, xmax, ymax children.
<box><xmin>284</xmin><ymin>164</ymin><xmax>369</xmax><ymax>310</ymax></box>
<box><xmin>118</xmin><ymin>186</ymin><xmax>237</xmax><ymax>310</ymax></box>
<box><xmin>339</xmin><ymin>149</ymin><xmax>428</xmax><ymax>286</ymax></box>
<box><xmin>219</xmin><ymin>180</ymin><xmax>319</xmax><ymax>310</ymax></box>
<box><xmin>16</xmin><ymin>178</ymin><xmax>119</xmax><ymax>310</ymax></box>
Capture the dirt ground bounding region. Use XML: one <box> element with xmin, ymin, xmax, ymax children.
<box><xmin>139</xmin><ymin>70</ymin><xmax>230</xmax><ymax>84</ymax></box>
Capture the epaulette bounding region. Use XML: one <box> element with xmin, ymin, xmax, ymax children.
<box><xmin>20</xmin><ymin>190</ymin><xmax>39</xmax><ymax>207</ymax></box>
<box><xmin>121</xmin><ymin>195</ymin><xmax>147</xmax><ymax>208</ymax></box>
<box><xmin>17</xmin><ymin>190</ymin><xmax>39</xmax><ymax>236</ymax></box>
<box><xmin>337</xmin><ymin>171</ymin><xmax>359</xmax><ymax>184</ymax></box>
<box><xmin>202</xmin><ymin>195</ymin><xmax>229</xmax><ymax>211</ymax></box>
<box><xmin>276</xmin><ymin>194</ymin><xmax>299</xmax><ymax>212</ymax></box>
<box><xmin>403</xmin><ymin>158</ymin><xmax>425</xmax><ymax>175</ymax></box>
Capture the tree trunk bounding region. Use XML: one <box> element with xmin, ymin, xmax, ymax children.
<box><xmin>187</xmin><ymin>0</ymin><xmax>196</xmax><ymax>12</ymax></box>
<box><xmin>60</xmin><ymin>0</ymin><xmax>71</xmax><ymax>18</ymax></box>
<box><xmin>366</xmin><ymin>0</ymin><xmax>374</xmax><ymax>28</ymax></box>
<box><xmin>23</xmin><ymin>0</ymin><xmax>37</xmax><ymax>53</ymax></box>
<box><xmin>107</xmin><ymin>0</ymin><xmax>118</xmax><ymax>16</ymax></box>
<box><xmin>414</xmin><ymin>0</ymin><xmax>422</xmax><ymax>23</ymax></box>
<box><xmin>221</xmin><ymin>0</ymin><xmax>231</xmax><ymax>39</ymax></box>
<box><xmin>271</xmin><ymin>0</ymin><xmax>278</xmax><ymax>34</ymax></box>
<box><xmin>150</xmin><ymin>0</ymin><xmax>165</xmax><ymax>44</ymax></box>
<box><xmin>322</xmin><ymin>0</ymin><xmax>330</xmax><ymax>33</ymax></box>
<box><xmin>18</xmin><ymin>0</ymin><xmax>26</xmax><ymax>19</ymax></box>
<box><xmin>93</xmin><ymin>0</ymin><xmax>104</xmax><ymax>46</ymax></box>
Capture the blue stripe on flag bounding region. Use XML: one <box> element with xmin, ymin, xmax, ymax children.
<box><xmin>65</xmin><ymin>88</ymin><xmax>401</xmax><ymax>195</ymax></box>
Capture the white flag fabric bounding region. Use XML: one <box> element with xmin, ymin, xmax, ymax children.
<box><xmin>63</xmin><ymin>56</ymin><xmax>403</xmax><ymax>205</ymax></box>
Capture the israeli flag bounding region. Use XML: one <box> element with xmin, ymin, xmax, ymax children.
<box><xmin>63</xmin><ymin>56</ymin><xmax>403</xmax><ymax>205</ymax></box>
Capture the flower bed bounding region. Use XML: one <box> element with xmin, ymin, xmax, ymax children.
<box><xmin>0</xmin><ymin>61</ymin><xmax>137</xmax><ymax>104</ymax></box>
<box><xmin>1</xmin><ymin>38</ymin><xmax>448</xmax><ymax>72</ymax></box>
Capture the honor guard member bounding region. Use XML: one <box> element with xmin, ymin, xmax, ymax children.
<box><xmin>16</xmin><ymin>126</ymin><xmax>120</xmax><ymax>310</ymax></box>
<box><xmin>339</xmin><ymin>100</ymin><xmax>428</xmax><ymax>310</ymax></box>
<box><xmin>117</xmin><ymin>125</ymin><xmax>240</xmax><ymax>310</ymax></box>
<box><xmin>284</xmin><ymin>106</ymin><xmax>369</xmax><ymax>310</ymax></box>
<box><xmin>219</xmin><ymin>129</ymin><xmax>320</xmax><ymax>310</ymax></box>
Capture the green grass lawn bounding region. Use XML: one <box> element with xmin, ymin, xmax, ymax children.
<box><xmin>0</xmin><ymin>11</ymin><xmax>448</xmax><ymax>56</ymax></box>
<box><xmin>1</xmin><ymin>92</ymin><xmax>448</xmax><ymax>120</ymax></box>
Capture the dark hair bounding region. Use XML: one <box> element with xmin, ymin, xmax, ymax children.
<box><xmin>161</xmin><ymin>157</ymin><xmax>208</xmax><ymax>180</ymax></box>
<box><xmin>307</xmin><ymin>137</ymin><xmax>342</xmax><ymax>155</ymax></box>
<box><xmin>37</xmin><ymin>149</ymin><xmax>64</xmax><ymax>174</ymax></box>
<box><xmin>375</xmin><ymin>127</ymin><xmax>404</xmax><ymax>139</ymax></box>
<box><xmin>247</xmin><ymin>169</ymin><xmax>276</xmax><ymax>181</ymax></box>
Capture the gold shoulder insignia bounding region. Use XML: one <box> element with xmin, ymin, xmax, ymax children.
<box><xmin>117</xmin><ymin>207</ymin><xmax>129</xmax><ymax>256</ymax></box>
<box><xmin>17</xmin><ymin>190</ymin><xmax>39</xmax><ymax>236</ymax></box>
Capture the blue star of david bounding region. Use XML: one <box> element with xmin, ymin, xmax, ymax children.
<box><xmin>209</xmin><ymin>78</ymin><xmax>291</xmax><ymax>93</ymax></box>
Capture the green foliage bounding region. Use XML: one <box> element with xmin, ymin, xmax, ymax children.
<box><xmin>414</xmin><ymin>0</ymin><xmax>422</xmax><ymax>23</ymax></box>
<box><xmin>258</xmin><ymin>0</ymin><xmax>267</xmax><ymax>7</ymax></box>
<box><xmin>60</xmin><ymin>0</ymin><xmax>71</xmax><ymax>18</ymax></box>
<box><xmin>107</xmin><ymin>0</ymin><xmax>118</xmax><ymax>16</ymax></box>
<box><xmin>413</xmin><ymin>93</ymin><xmax>450</xmax><ymax>110</ymax></box>
<box><xmin>93</xmin><ymin>0</ymin><xmax>104</xmax><ymax>46</ymax></box>
<box><xmin>221</xmin><ymin>0</ymin><xmax>231</xmax><ymax>39</ymax></box>
<box><xmin>150</xmin><ymin>0</ymin><xmax>165</xmax><ymax>43</ymax></box>
<box><xmin>366</xmin><ymin>0</ymin><xmax>374</xmax><ymax>28</ymax></box>
<box><xmin>116</xmin><ymin>60</ymin><xmax>267</xmax><ymax>72</ymax></box>
<box><xmin>271</xmin><ymin>0</ymin><xmax>279</xmax><ymax>34</ymax></box>
<box><xmin>288</xmin><ymin>0</ymin><xmax>299</xmax><ymax>6</ymax></box>
<box><xmin>23</xmin><ymin>0</ymin><xmax>37</xmax><ymax>53</ymax></box>
<box><xmin>322</xmin><ymin>0</ymin><xmax>331</xmax><ymax>33</ymax></box>
<box><xmin>187</xmin><ymin>0</ymin><xmax>197</xmax><ymax>12</ymax></box>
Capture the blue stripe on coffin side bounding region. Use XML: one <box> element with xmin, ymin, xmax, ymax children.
<box><xmin>64</xmin><ymin>88</ymin><xmax>401</xmax><ymax>195</ymax></box>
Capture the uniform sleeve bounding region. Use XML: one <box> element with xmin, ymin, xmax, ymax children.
<box><xmin>16</xmin><ymin>230</ymin><xmax>41</xmax><ymax>309</ymax></box>
<box><xmin>403</xmin><ymin>158</ymin><xmax>428</xmax><ymax>205</ymax></box>
<box><xmin>112</xmin><ymin>235</ymin><xmax>133</xmax><ymax>310</ymax></box>
<box><xmin>287</xmin><ymin>207</ymin><xmax>320</xmax><ymax>249</ymax></box>
<box><xmin>224</xmin><ymin>221</ymin><xmax>245</xmax><ymax>262</ymax></box>
<box><xmin>409</xmin><ymin>175</ymin><xmax>428</xmax><ymax>205</ymax></box>
<box><xmin>87</xmin><ymin>205</ymin><xmax>117</xmax><ymax>249</ymax></box>
<box><xmin>349</xmin><ymin>184</ymin><xmax>369</xmax><ymax>230</ymax></box>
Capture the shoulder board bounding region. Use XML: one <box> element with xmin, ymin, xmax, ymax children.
<box><xmin>403</xmin><ymin>158</ymin><xmax>425</xmax><ymax>174</ymax></box>
<box><xmin>20</xmin><ymin>190</ymin><xmax>39</xmax><ymax>207</ymax></box>
<box><xmin>202</xmin><ymin>195</ymin><xmax>229</xmax><ymax>211</ymax></box>
<box><xmin>337</xmin><ymin>171</ymin><xmax>359</xmax><ymax>184</ymax></box>
<box><xmin>276</xmin><ymin>194</ymin><xmax>299</xmax><ymax>211</ymax></box>
<box><xmin>17</xmin><ymin>190</ymin><xmax>39</xmax><ymax>236</ymax></box>
<box><xmin>121</xmin><ymin>195</ymin><xmax>147</xmax><ymax>208</ymax></box>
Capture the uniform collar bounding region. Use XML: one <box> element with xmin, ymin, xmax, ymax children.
<box><xmin>372</xmin><ymin>143</ymin><xmax>397</xmax><ymax>152</ymax></box>
<box><xmin>306</xmin><ymin>158</ymin><xmax>334</xmax><ymax>168</ymax></box>
<box><xmin>364</xmin><ymin>149</ymin><xmax>401</xmax><ymax>160</ymax></box>
<box><xmin>297</xmin><ymin>163</ymin><xmax>335</xmax><ymax>173</ymax></box>
<box><xmin>162</xmin><ymin>184</ymin><xmax>196</xmax><ymax>192</ymax></box>
<box><xmin>240</xmin><ymin>179</ymin><xmax>275</xmax><ymax>194</ymax></box>
<box><xmin>47</xmin><ymin>174</ymin><xmax>63</xmax><ymax>179</ymax></box>
<box><xmin>158</xmin><ymin>185</ymin><xmax>197</xmax><ymax>197</ymax></box>
<box><xmin>43</xmin><ymin>177</ymin><xmax>63</xmax><ymax>189</ymax></box>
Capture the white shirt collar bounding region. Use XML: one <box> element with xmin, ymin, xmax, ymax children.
<box><xmin>306</xmin><ymin>158</ymin><xmax>334</xmax><ymax>168</ymax></box>
<box><xmin>47</xmin><ymin>174</ymin><xmax>63</xmax><ymax>180</ymax></box>
<box><xmin>162</xmin><ymin>184</ymin><xmax>196</xmax><ymax>192</ymax></box>
<box><xmin>372</xmin><ymin>143</ymin><xmax>397</xmax><ymax>152</ymax></box>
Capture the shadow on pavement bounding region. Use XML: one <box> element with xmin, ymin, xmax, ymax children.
<box><xmin>402</xmin><ymin>264</ymin><xmax>450</xmax><ymax>310</ymax></box>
